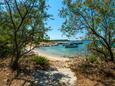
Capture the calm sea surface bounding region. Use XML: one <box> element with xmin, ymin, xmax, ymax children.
<box><xmin>37</xmin><ymin>40</ymin><xmax>91</xmax><ymax>57</ymax></box>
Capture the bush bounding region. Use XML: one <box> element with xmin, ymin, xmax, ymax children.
<box><xmin>86</xmin><ymin>55</ymin><xmax>97</xmax><ymax>63</ymax></box>
<box><xmin>0</xmin><ymin>43</ymin><xmax>12</xmax><ymax>58</ymax></box>
<box><xmin>32</xmin><ymin>55</ymin><xmax>48</xmax><ymax>65</ymax></box>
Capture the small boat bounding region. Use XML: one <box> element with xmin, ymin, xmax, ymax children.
<box><xmin>65</xmin><ymin>43</ymin><xmax>78</xmax><ymax>48</ymax></box>
<box><xmin>77</xmin><ymin>42</ymin><xmax>83</xmax><ymax>44</ymax></box>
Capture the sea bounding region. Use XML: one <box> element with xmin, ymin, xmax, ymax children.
<box><xmin>36</xmin><ymin>40</ymin><xmax>91</xmax><ymax>57</ymax></box>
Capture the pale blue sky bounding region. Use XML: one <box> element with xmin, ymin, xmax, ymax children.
<box><xmin>46</xmin><ymin>0</ymin><xmax>85</xmax><ymax>40</ymax></box>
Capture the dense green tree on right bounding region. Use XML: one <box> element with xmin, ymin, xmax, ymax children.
<box><xmin>60</xmin><ymin>0</ymin><xmax>115</xmax><ymax>61</ymax></box>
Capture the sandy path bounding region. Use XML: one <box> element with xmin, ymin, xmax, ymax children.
<box><xmin>32</xmin><ymin>49</ymin><xmax>77</xmax><ymax>86</ymax></box>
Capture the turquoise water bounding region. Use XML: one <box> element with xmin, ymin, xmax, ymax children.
<box><xmin>37</xmin><ymin>40</ymin><xmax>90</xmax><ymax>57</ymax></box>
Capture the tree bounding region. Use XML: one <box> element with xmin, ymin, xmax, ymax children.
<box><xmin>0</xmin><ymin>4</ymin><xmax>13</xmax><ymax>57</ymax></box>
<box><xmin>0</xmin><ymin>0</ymin><xmax>50</xmax><ymax>70</ymax></box>
<box><xmin>60</xmin><ymin>0</ymin><xmax>115</xmax><ymax>61</ymax></box>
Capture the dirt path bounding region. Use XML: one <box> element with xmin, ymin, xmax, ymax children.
<box><xmin>32</xmin><ymin>60</ymin><xmax>77</xmax><ymax>86</ymax></box>
<box><xmin>32</xmin><ymin>50</ymin><xmax>77</xmax><ymax>86</ymax></box>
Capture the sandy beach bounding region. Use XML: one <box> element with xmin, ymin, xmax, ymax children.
<box><xmin>33</xmin><ymin>49</ymin><xmax>70</xmax><ymax>61</ymax></box>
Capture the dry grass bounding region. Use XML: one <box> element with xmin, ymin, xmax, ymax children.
<box><xmin>70</xmin><ymin>57</ymin><xmax>115</xmax><ymax>86</ymax></box>
<box><xmin>0</xmin><ymin>55</ymin><xmax>49</xmax><ymax>86</ymax></box>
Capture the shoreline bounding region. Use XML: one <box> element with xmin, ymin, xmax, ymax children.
<box><xmin>32</xmin><ymin>49</ymin><xmax>70</xmax><ymax>61</ymax></box>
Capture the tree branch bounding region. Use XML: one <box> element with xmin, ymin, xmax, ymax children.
<box><xmin>14</xmin><ymin>0</ymin><xmax>22</xmax><ymax>18</ymax></box>
<box><xmin>5</xmin><ymin>0</ymin><xmax>16</xmax><ymax>29</ymax></box>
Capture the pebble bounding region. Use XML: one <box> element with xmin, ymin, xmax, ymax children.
<box><xmin>45</xmin><ymin>80</ymin><xmax>49</xmax><ymax>83</ymax></box>
<box><xmin>20</xmin><ymin>73</ymin><xmax>24</xmax><ymax>76</ymax></box>
<box><xmin>34</xmin><ymin>80</ymin><xmax>38</xmax><ymax>84</ymax></box>
<box><xmin>3</xmin><ymin>79</ymin><xmax>7</xmax><ymax>82</ymax></box>
<box><xmin>25</xmin><ymin>82</ymin><xmax>31</xmax><ymax>86</ymax></box>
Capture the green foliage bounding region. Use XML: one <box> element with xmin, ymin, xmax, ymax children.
<box><xmin>0</xmin><ymin>0</ymin><xmax>51</xmax><ymax>69</ymax></box>
<box><xmin>32</xmin><ymin>55</ymin><xmax>48</xmax><ymax>65</ymax></box>
<box><xmin>60</xmin><ymin>0</ymin><xmax>115</xmax><ymax>61</ymax></box>
<box><xmin>86</xmin><ymin>55</ymin><xmax>97</xmax><ymax>63</ymax></box>
<box><xmin>0</xmin><ymin>43</ymin><xmax>12</xmax><ymax>57</ymax></box>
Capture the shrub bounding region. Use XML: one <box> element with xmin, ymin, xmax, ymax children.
<box><xmin>32</xmin><ymin>55</ymin><xmax>48</xmax><ymax>65</ymax></box>
<box><xmin>86</xmin><ymin>55</ymin><xmax>97</xmax><ymax>63</ymax></box>
<box><xmin>0</xmin><ymin>43</ymin><xmax>12</xmax><ymax>58</ymax></box>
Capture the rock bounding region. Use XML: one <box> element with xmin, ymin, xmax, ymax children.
<box><xmin>34</xmin><ymin>80</ymin><xmax>38</xmax><ymax>84</ymax></box>
<box><xmin>6</xmin><ymin>73</ymin><xmax>9</xmax><ymax>76</ymax></box>
<box><xmin>3</xmin><ymin>79</ymin><xmax>7</xmax><ymax>83</ymax></box>
<box><xmin>20</xmin><ymin>73</ymin><xmax>24</xmax><ymax>76</ymax></box>
<box><xmin>45</xmin><ymin>80</ymin><xmax>49</xmax><ymax>83</ymax></box>
<box><xmin>25</xmin><ymin>82</ymin><xmax>31</xmax><ymax>86</ymax></box>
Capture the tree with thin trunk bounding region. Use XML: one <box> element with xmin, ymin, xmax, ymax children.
<box><xmin>60</xmin><ymin>0</ymin><xmax>115</xmax><ymax>61</ymax></box>
<box><xmin>0</xmin><ymin>0</ymin><xmax>50</xmax><ymax>70</ymax></box>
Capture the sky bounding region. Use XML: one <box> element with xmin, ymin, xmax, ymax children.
<box><xmin>46</xmin><ymin>0</ymin><xmax>85</xmax><ymax>40</ymax></box>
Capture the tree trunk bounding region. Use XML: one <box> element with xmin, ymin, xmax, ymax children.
<box><xmin>11</xmin><ymin>55</ymin><xmax>20</xmax><ymax>70</ymax></box>
<box><xmin>11</xmin><ymin>48</ymin><xmax>20</xmax><ymax>70</ymax></box>
<box><xmin>108</xmin><ymin>48</ymin><xmax>114</xmax><ymax>61</ymax></box>
<box><xmin>11</xmin><ymin>27</ymin><xmax>19</xmax><ymax>70</ymax></box>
